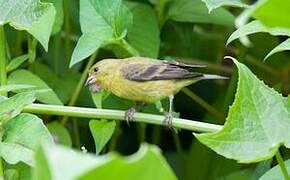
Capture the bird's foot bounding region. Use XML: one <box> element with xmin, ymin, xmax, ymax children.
<box><xmin>124</xmin><ymin>107</ymin><xmax>136</xmax><ymax>125</ymax></box>
<box><xmin>164</xmin><ymin>113</ymin><xmax>173</xmax><ymax>129</ymax></box>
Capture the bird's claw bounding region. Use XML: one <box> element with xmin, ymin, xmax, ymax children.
<box><xmin>164</xmin><ymin>113</ymin><xmax>173</xmax><ymax>129</ymax></box>
<box><xmin>124</xmin><ymin>107</ymin><xmax>136</xmax><ymax>125</ymax></box>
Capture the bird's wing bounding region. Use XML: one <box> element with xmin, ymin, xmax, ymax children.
<box><xmin>121</xmin><ymin>61</ymin><xmax>203</xmax><ymax>82</ymax></box>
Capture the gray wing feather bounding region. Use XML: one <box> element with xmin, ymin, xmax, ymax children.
<box><xmin>122</xmin><ymin>61</ymin><xmax>203</xmax><ymax>82</ymax></box>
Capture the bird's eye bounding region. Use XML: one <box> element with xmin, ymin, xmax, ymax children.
<box><xmin>93</xmin><ymin>67</ymin><xmax>98</xmax><ymax>73</ymax></box>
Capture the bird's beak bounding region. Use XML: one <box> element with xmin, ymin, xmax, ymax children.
<box><xmin>85</xmin><ymin>75</ymin><xmax>96</xmax><ymax>86</ymax></box>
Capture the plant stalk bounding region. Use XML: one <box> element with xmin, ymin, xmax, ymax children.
<box><xmin>24</xmin><ymin>103</ymin><xmax>222</xmax><ymax>132</ymax></box>
<box><xmin>275</xmin><ymin>150</ymin><xmax>290</xmax><ymax>180</ymax></box>
<box><xmin>61</xmin><ymin>51</ymin><xmax>98</xmax><ymax>125</ymax></box>
<box><xmin>0</xmin><ymin>26</ymin><xmax>7</xmax><ymax>97</ymax></box>
<box><xmin>182</xmin><ymin>87</ymin><xmax>225</xmax><ymax>121</ymax></box>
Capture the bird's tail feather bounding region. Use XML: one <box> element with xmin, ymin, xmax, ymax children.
<box><xmin>202</xmin><ymin>74</ymin><xmax>228</xmax><ymax>80</ymax></box>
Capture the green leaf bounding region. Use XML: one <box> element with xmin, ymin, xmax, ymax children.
<box><xmin>227</xmin><ymin>20</ymin><xmax>290</xmax><ymax>45</ymax></box>
<box><xmin>33</xmin><ymin>143</ymin><xmax>176</xmax><ymax>180</ymax></box>
<box><xmin>0</xmin><ymin>92</ymin><xmax>35</xmax><ymax>121</ymax></box>
<box><xmin>195</xmin><ymin>57</ymin><xmax>290</xmax><ymax>163</ymax></box>
<box><xmin>167</xmin><ymin>0</ymin><xmax>235</xmax><ymax>27</ymax></box>
<box><xmin>0</xmin><ymin>142</ymin><xmax>34</xmax><ymax>166</ymax></box>
<box><xmin>253</xmin><ymin>0</ymin><xmax>290</xmax><ymax>29</ymax></box>
<box><xmin>8</xmin><ymin>69</ymin><xmax>63</xmax><ymax>105</ymax></box>
<box><xmin>70</xmin><ymin>30</ymin><xmax>113</xmax><ymax>67</ymax></box>
<box><xmin>47</xmin><ymin>121</ymin><xmax>72</xmax><ymax>146</ymax></box>
<box><xmin>70</xmin><ymin>0</ymin><xmax>133</xmax><ymax>67</ymax></box>
<box><xmin>0</xmin><ymin>0</ymin><xmax>56</xmax><ymax>51</ymax></box>
<box><xmin>43</xmin><ymin>0</ymin><xmax>64</xmax><ymax>34</ymax></box>
<box><xmin>0</xmin><ymin>84</ymin><xmax>36</xmax><ymax>94</ymax></box>
<box><xmin>6</xmin><ymin>54</ymin><xmax>30</xmax><ymax>72</ymax></box>
<box><xmin>89</xmin><ymin>120</ymin><xmax>116</xmax><ymax>154</ymax></box>
<box><xmin>259</xmin><ymin>159</ymin><xmax>290</xmax><ymax>180</ymax></box>
<box><xmin>4</xmin><ymin>113</ymin><xmax>53</xmax><ymax>151</ymax></box>
<box><xmin>201</xmin><ymin>0</ymin><xmax>248</xmax><ymax>12</ymax></box>
<box><xmin>126</xmin><ymin>2</ymin><xmax>160</xmax><ymax>58</ymax></box>
<box><xmin>265</xmin><ymin>38</ymin><xmax>290</xmax><ymax>60</ymax></box>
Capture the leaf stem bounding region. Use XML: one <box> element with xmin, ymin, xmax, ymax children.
<box><xmin>0</xmin><ymin>26</ymin><xmax>7</xmax><ymax>97</ymax></box>
<box><xmin>23</xmin><ymin>103</ymin><xmax>222</xmax><ymax>132</ymax></box>
<box><xmin>61</xmin><ymin>51</ymin><xmax>98</xmax><ymax>125</ymax></box>
<box><xmin>63</xmin><ymin>0</ymin><xmax>71</xmax><ymax>64</ymax></box>
<box><xmin>28</xmin><ymin>36</ymin><xmax>37</xmax><ymax>64</ymax></box>
<box><xmin>275</xmin><ymin>150</ymin><xmax>290</xmax><ymax>180</ymax></box>
<box><xmin>120</xmin><ymin>39</ymin><xmax>140</xmax><ymax>56</ymax></box>
<box><xmin>181</xmin><ymin>87</ymin><xmax>225</xmax><ymax>121</ymax></box>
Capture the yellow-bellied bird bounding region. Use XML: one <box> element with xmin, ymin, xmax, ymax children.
<box><xmin>86</xmin><ymin>57</ymin><xmax>227</xmax><ymax>127</ymax></box>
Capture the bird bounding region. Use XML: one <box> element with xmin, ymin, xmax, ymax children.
<box><xmin>86</xmin><ymin>57</ymin><xmax>227</xmax><ymax>128</ymax></box>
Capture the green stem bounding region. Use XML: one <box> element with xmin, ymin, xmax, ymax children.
<box><xmin>72</xmin><ymin>118</ymin><xmax>81</xmax><ymax>148</ymax></box>
<box><xmin>172</xmin><ymin>132</ymin><xmax>186</xmax><ymax>179</ymax></box>
<box><xmin>23</xmin><ymin>103</ymin><xmax>222</xmax><ymax>132</ymax></box>
<box><xmin>0</xmin><ymin>25</ymin><xmax>6</xmax><ymax>179</ymax></box>
<box><xmin>120</xmin><ymin>39</ymin><xmax>140</xmax><ymax>56</ymax></box>
<box><xmin>275</xmin><ymin>150</ymin><xmax>290</xmax><ymax>180</ymax></box>
<box><xmin>0</xmin><ymin>26</ymin><xmax>7</xmax><ymax>97</ymax></box>
<box><xmin>63</xmin><ymin>0</ymin><xmax>71</xmax><ymax>65</ymax></box>
<box><xmin>108</xmin><ymin>121</ymin><xmax>121</xmax><ymax>151</ymax></box>
<box><xmin>61</xmin><ymin>51</ymin><xmax>98</xmax><ymax>125</ymax></box>
<box><xmin>28</xmin><ymin>36</ymin><xmax>37</xmax><ymax>64</ymax></box>
<box><xmin>182</xmin><ymin>87</ymin><xmax>225</xmax><ymax>121</ymax></box>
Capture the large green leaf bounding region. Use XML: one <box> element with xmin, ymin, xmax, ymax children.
<box><xmin>265</xmin><ymin>38</ymin><xmax>290</xmax><ymax>60</ymax></box>
<box><xmin>126</xmin><ymin>2</ymin><xmax>160</xmax><ymax>58</ymax></box>
<box><xmin>1</xmin><ymin>113</ymin><xmax>53</xmax><ymax>166</ymax></box>
<box><xmin>167</xmin><ymin>0</ymin><xmax>235</xmax><ymax>27</ymax></box>
<box><xmin>33</xmin><ymin>143</ymin><xmax>176</xmax><ymax>180</ymax></box>
<box><xmin>70</xmin><ymin>0</ymin><xmax>133</xmax><ymax>67</ymax></box>
<box><xmin>89</xmin><ymin>120</ymin><xmax>116</xmax><ymax>154</ymax></box>
<box><xmin>0</xmin><ymin>92</ymin><xmax>35</xmax><ymax>121</ymax></box>
<box><xmin>4</xmin><ymin>113</ymin><xmax>53</xmax><ymax>151</ymax></box>
<box><xmin>0</xmin><ymin>0</ymin><xmax>56</xmax><ymax>50</ymax></box>
<box><xmin>259</xmin><ymin>159</ymin><xmax>290</xmax><ymax>180</ymax></box>
<box><xmin>0</xmin><ymin>142</ymin><xmax>34</xmax><ymax>166</ymax></box>
<box><xmin>8</xmin><ymin>69</ymin><xmax>63</xmax><ymax>105</ymax></box>
<box><xmin>253</xmin><ymin>0</ymin><xmax>290</xmax><ymax>29</ymax></box>
<box><xmin>227</xmin><ymin>20</ymin><xmax>290</xmax><ymax>45</ymax></box>
<box><xmin>202</xmin><ymin>0</ymin><xmax>247</xmax><ymax>12</ymax></box>
<box><xmin>195</xmin><ymin>57</ymin><xmax>290</xmax><ymax>163</ymax></box>
<box><xmin>6</xmin><ymin>54</ymin><xmax>30</xmax><ymax>72</ymax></box>
<box><xmin>0</xmin><ymin>84</ymin><xmax>36</xmax><ymax>94</ymax></box>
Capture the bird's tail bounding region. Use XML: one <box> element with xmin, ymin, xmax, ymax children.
<box><xmin>202</xmin><ymin>74</ymin><xmax>229</xmax><ymax>80</ymax></box>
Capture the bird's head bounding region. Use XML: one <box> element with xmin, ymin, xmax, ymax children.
<box><xmin>86</xmin><ymin>59</ymin><xmax>120</xmax><ymax>92</ymax></box>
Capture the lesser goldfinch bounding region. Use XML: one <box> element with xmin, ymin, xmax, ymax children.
<box><xmin>86</xmin><ymin>57</ymin><xmax>227</xmax><ymax>127</ymax></box>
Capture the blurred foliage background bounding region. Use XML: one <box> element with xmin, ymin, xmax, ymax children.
<box><xmin>1</xmin><ymin>0</ymin><xmax>290</xmax><ymax>179</ymax></box>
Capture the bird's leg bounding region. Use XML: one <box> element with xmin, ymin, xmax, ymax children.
<box><xmin>164</xmin><ymin>95</ymin><xmax>174</xmax><ymax>128</ymax></box>
<box><xmin>124</xmin><ymin>102</ymin><xmax>144</xmax><ymax>125</ymax></box>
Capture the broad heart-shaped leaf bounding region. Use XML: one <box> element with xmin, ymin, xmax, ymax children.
<box><xmin>70</xmin><ymin>0</ymin><xmax>133</xmax><ymax>67</ymax></box>
<box><xmin>253</xmin><ymin>0</ymin><xmax>290</xmax><ymax>29</ymax></box>
<box><xmin>1</xmin><ymin>113</ymin><xmax>53</xmax><ymax>166</ymax></box>
<box><xmin>8</xmin><ymin>69</ymin><xmax>63</xmax><ymax>105</ymax></box>
<box><xmin>126</xmin><ymin>2</ymin><xmax>160</xmax><ymax>58</ymax></box>
<box><xmin>227</xmin><ymin>20</ymin><xmax>290</xmax><ymax>45</ymax></box>
<box><xmin>202</xmin><ymin>0</ymin><xmax>247</xmax><ymax>12</ymax></box>
<box><xmin>0</xmin><ymin>84</ymin><xmax>36</xmax><ymax>94</ymax></box>
<box><xmin>265</xmin><ymin>38</ymin><xmax>290</xmax><ymax>60</ymax></box>
<box><xmin>167</xmin><ymin>0</ymin><xmax>235</xmax><ymax>27</ymax></box>
<box><xmin>47</xmin><ymin>121</ymin><xmax>72</xmax><ymax>146</ymax></box>
<box><xmin>89</xmin><ymin>120</ymin><xmax>116</xmax><ymax>154</ymax></box>
<box><xmin>0</xmin><ymin>142</ymin><xmax>34</xmax><ymax>166</ymax></box>
<box><xmin>4</xmin><ymin>113</ymin><xmax>53</xmax><ymax>151</ymax></box>
<box><xmin>0</xmin><ymin>92</ymin><xmax>35</xmax><ymax>121</ymax></box>
<box><xmin>0</xmin><ymin>0</ymin><xmax>56</xmax><ymax>51</ymax></box>
<box><xmin>33</xmin><ymin>143</ymin><xmax>176</xmax><ymax>180</ymax></box>
<box><xmin>195</xmin><ymin>57</ymin><xmax>290</xmax><ymax>163</ymax></box>
<box><xmin>259</xmin><ymin>159</ymin><xmax>290</xmax><ymax>180</ymax></box>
